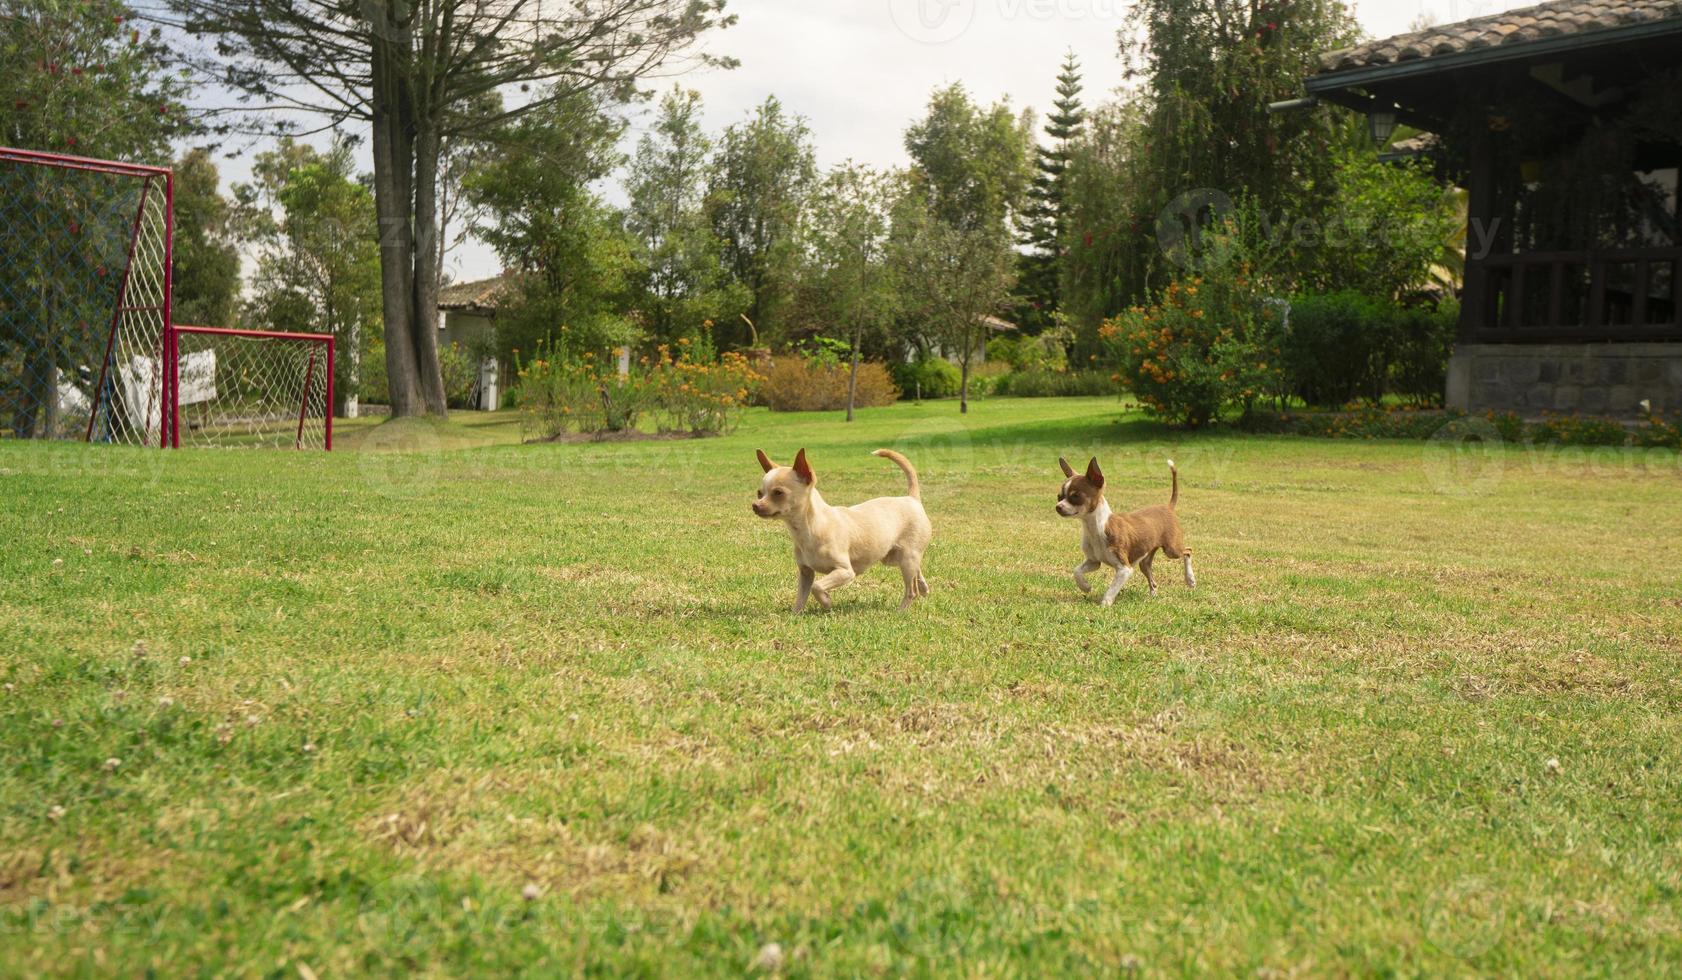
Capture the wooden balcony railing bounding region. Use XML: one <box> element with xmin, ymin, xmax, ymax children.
<box><xmin>1470</xmin><ymin>247</ymin><xmax>1682</xmax><ymax>343</ymax></box>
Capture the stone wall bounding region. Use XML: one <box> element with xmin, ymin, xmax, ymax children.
<box><xmin>1445</xmin><ymin>343</ymin><xmax>1682</xmax><ymax>416</ymax></box>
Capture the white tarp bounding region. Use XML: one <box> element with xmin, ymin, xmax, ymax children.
<box><xmin>177</xmin><ymin>349</ymin><xmax>217</xmax><ymax>405</ymax></box>
<box><xmin>117</xmin><ymin>355</ymin><xmax>162</xmax><ymax>444</ymax></box>
<box><xmin>55</xmin><ymin>369</ymin><xmax>91</xmax><ymax>419</ymax></box>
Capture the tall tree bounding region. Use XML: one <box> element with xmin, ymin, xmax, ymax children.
<box><xmin>463</xmin><ymin>95</ymin><xmax>637</xmax><ymax>360</ymax></box>
<box><xmin>626</xmin><ymin>87</ymin><xmax>745</xmax><ymax>345</ymax></box>
<box><xmin>236</xmin><ymin>138</ymin><xmax>381</xmax><ymax>415</ymax></box>
<box><xmin>1058</xmin><ymin>0</ymin><xmax>1360</xmax><ymax>348</ymax></box>
<box><xmin>801</xmin><ymin>163</ymin><xmax>894</xmax><ymax>421</ymax></box>
<box><xmin>706</xmin><ymin>96</ymin><xmax>815</xmax><ymax>348</ymax></box>
<box><xmin>1059</xmin><ymin>101</ymin><xmax>1149</xmax><ymax>361</ymax></box>
<box><xmin>1016</xmin><ymin>51</ymin><xmax>1085</xmax><ymax>333</ymax></box>
<box><xmin>160</xmin><ymin>0</ymin><xmax>733</xmax><ymax>419</ymax></box>
<box><xmin>1</xmin><ymin>0</ymin><xmax>191</xmax><ymax>160</ymax></box>
<box><xmin>1125</xmin><ymin>0</ymin><xmax>1358</xmax><ymax>217</ymax></box>
<box><xmin>899</xmin><ymin>84</ymin><xmax>1032</xmax><ymax>413</ymax></box>
<box><xmin>169</xmin><ymin>148</ymin><xmax>240</xmax><ymax>328</ymax></box>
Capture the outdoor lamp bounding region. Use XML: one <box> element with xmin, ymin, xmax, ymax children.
<box><xmin>1367</xmin><ymin>109</ymin><xmax>1398</xmax><ymax>149</ymax></box>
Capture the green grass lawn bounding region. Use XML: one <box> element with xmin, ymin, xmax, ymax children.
<box><xmin>3</xmin><ymin>396</ymin><xmax>1681</xmax><ymax>976</ymax></box>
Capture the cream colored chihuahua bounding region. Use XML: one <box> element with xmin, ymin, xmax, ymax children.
<box><xmin>1056</xmin><ymin>456</ymin><xmax>1194</xmax><ymax>606</ymax></box>
<box><xmin>753</xmin><ymin>448</ymin><xmax>931</xmax><ymax>611</ymax></box>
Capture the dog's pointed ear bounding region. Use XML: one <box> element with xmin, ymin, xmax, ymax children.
<box><xmin>792</xmin><ymin>448</ymin><xmax>814</xmax><ymax>485</ymax></box>
<box><xmin>1058</xmin><ymin>456</ymin><xmax>1075</xmax><ymax>478</ymax></box>
<box><xmin>1085</xmin><ymin>457</ymin><xmax>1104</xmax><ymax>489</ymax></box>
<box><xmin>756</xmin><ymin>449</ymin><xmax>776</xmax><ymax>473</ymax></box>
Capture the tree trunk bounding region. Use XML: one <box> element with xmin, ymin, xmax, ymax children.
<box><xmin>845</xmin><ymin>329</ymin><xmax>861</xmax><ymax>422</ymax></box>
<box><xmin>371</xmin><ymin>36</ymin><xmax>425</xmax><ymax>417</ymax></box>
<box><xmin>959</xmin><ymin>355</ymin><xmax>970</xmax><ymax>414</ymax></box>
<box><xmin>411</xmin><ymin>123</ymin><xmax>448</xmax><ymax>415</ymax></box>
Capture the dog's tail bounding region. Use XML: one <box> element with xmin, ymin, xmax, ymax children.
<box><xmin>873</xmin><ymin>449</ymin><xmax>921</xmax><ymax>499</ymax></box>
<box><xmin>1167</xmin><ymin>459</ymin><xmax>1179</xmax><ymax>508</ymax></box>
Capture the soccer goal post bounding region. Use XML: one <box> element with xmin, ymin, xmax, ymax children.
<box><xmin>2</xmin><ymin>146</ymin><xmax>335</xmax><ymax>450</ymax></box>
<box><xmin>170</xmin><ymin>326</ymin><xmax>334</xmax><ymax>450</ymax></box>
<box><xmin>1</xmin><ymin>147</ymin><xmax>172</xmax><ymax>445</ymax></box>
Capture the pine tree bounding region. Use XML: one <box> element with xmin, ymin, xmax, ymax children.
<box><xmin>1016</xmin><ymin>52</ymin><xmax>1085</xmax><ymax>333</ymax></box>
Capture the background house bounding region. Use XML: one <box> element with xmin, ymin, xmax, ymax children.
<box><xmin>1308</xmin><ymin>0</ymin><xmax>1682</xmax><ymax>415</ymax></box>
<box><xmin>437</xmin><ymin>275</ymin><xmax>511</xmax><ymax>410</ymax></box>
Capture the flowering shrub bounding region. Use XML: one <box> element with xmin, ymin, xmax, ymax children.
<box><xmin>514</xmin><ymin>343</ymin><xmax>650</xmax><ymax>437</ymax></box>
<box><xmin>1635</xmin><ymin>412</ymin><xmax>1682</xmax><ymax>449</ymax></box>
<box><xmin>1101</xmin><ymin>265</ymin><xmax>1283</xmax><ymax>428</ymax></box>
<box><xmin>513</xmin><ymin>335</ymin><xmax>764</xmax><ymax>439</ymax></box>
<box><xmin>1528</xmin><ymin>412</ymin><xmax>1634</xmax><ymax>447</ymax></box>
<box><xmin>644</xmin><ymin>340</ymin><xmax>764</xmax><ymax>435</ymax></box>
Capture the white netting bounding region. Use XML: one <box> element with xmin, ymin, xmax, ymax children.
<box><xmin>1</xmin><ymin>150</ymin><xmax>170</xmax><ymax>445</ymax></box>
<box><xmin>172</xmin><ymin>329</ymin><xmax>331</xmax><ymax>450</ymax></box>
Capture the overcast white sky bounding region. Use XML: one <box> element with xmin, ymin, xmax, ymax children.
<box><xmin>215</xmin><ymin>0</ymin><xmax>1538</xmax><ymax>283</ymax></box>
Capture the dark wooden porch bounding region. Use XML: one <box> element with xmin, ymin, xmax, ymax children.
<box><xmin>1470</xmin><ymin>246</ymin><xmax>1682</xmax><ymax>343</ymax></box>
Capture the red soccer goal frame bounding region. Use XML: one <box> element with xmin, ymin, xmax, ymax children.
<box><xmin>1</xmin><ymin>146</ymin><xmax>174</xmax><ymax>446</ymax></box>
<box><xmin>168</xmin><ymin>325</ymin><xmax>335</xmax><ymax>451</ymax></box>
<box><xmin>4</xmin><ymin>145</ymin><xmax>335</xmax><ymax>450</ymax></box>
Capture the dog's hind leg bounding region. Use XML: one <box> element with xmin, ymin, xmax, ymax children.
<box><xmin>1183</xmin><ymin>550</ymin><xmax>1196</xmax><ymax>588</ymax></box>
<box><xmin>1139</xmin><ymin>551</ymin><xmax>1159</xmax><ymax>596</ymax></box>
<box><xmin>897</xmin><ymin>560</ymin><xmax>924</xmax><ymax>610</ymax></box>
<box><xmin>1073</xmin><ymin>559</ymin><xmax>1101</xmax><ymax>593</ymax></box>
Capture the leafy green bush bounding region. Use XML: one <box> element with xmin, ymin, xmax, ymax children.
<box><xmin>1242</xmin><ymin>405</ymin><xmax>1470</xmax><ymax>439</ymax></box>
<box><xmin>1281</xmin><ymin>291</ymin><xmax>1391</xmax><ymax>407</ymax></box>
<box><xmin>1283</xmin><ymin>292</ymin><xmax>1457</xmax><ymax>408</ymax></box>
<box><xmin>892</xmin><ymin>358</ymin><xmax>961</xmax><ymax>400</ymax></box>
<box><xmin>360</xmin><ymin>342</ymin><xmax>390</xmax><ymax>405</ymax></box>
<box><xmin>988</xmin><ymin>331</ymin><xmax>1068</xmax><ymax>373</ymax></box>
<box><xmin>438</xmin><ymin>343</ymin><xmax>480</xmax><ymax>409</ymax></box>
<box><xmin>1390</xmin><ymin>299</ymin><xmax>1458</xmax><ymax>405</ymax></box>
<box><xmin>994</xmin><ymin>369</ymin><xmax>1115</xmax><ymax>398</ymax></box>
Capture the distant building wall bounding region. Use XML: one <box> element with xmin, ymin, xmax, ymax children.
<box><xmin>1446</xmin><ymin>343</ymin><xmax>1682</xmax><ymax>416</ymax></box>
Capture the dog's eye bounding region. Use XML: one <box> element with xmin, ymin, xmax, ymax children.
<box><xmin>773</xmin><ymin>488</ymin><xmax>785</xmax><ymax>497</ymax></box>
<box><xmin>756</xmin><ymin>489</ymin><xmax>764</xmax><ymax>498</ymax></box>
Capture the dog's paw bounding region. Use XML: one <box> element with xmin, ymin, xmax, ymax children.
<box><xmin>1074</xmin><ymin>576</ymin><xmax>1092</xmax><ymax>593</ymax></box>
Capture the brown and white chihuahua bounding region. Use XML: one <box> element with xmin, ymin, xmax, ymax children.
<box><xmin>1055</xmin><ymin>457</ymin><xmax>1194</xmax><ymax>605</ymax></box>
<box><xmin>753</xmin><ymin>448</ymin><xmax>932</xmax><ymax>611</ymax></box>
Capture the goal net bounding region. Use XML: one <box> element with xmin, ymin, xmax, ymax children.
<box><xmin>171</xmin><ymin>326</ymin><xmax>334</xmax><ymax>450</ymax></box>
<box><xmin>2</xmin><ymin>147</ymin><xmax>335</xmax><ymax>450</ymax></box>
<box><xmin>1</xmin><ymin>148</ymin><xmax>171</xmax><ymax>445</ymax></box>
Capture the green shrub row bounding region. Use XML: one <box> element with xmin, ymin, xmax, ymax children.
<box><xmin>1242</xmin><ymin>406</ymin><xmax>1682</xmax><ymax>448</ymax></box>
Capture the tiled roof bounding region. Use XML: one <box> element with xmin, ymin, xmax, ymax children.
<box><xmin>1318</xmin><ymin>0</ymin><xmax>1682</xmax><ymax>74</ymax></box>
<box><xmin>437</xmin><ymin>275</ymin><xmax>514</xmax><ymax>312</ymax></box>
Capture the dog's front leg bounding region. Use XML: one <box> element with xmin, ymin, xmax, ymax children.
<box><xmin>1073</xmin><ymin>559</ymin><xmax>1101</xmax><ymax>593</ymax></box>
<box><xmin>794</xmin><ymin>565</ymin><xmax>815</xmax><ymax>613</ymax></box>
<box><xmin>1099</xmin><ymin>563</ymin><xmax>1133</xmax><ymax>607</ymax></box>
<box><xmin>810</xmin><ymin>566</ymin><xmax>855</xmax><ymax>611</ymax></box>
